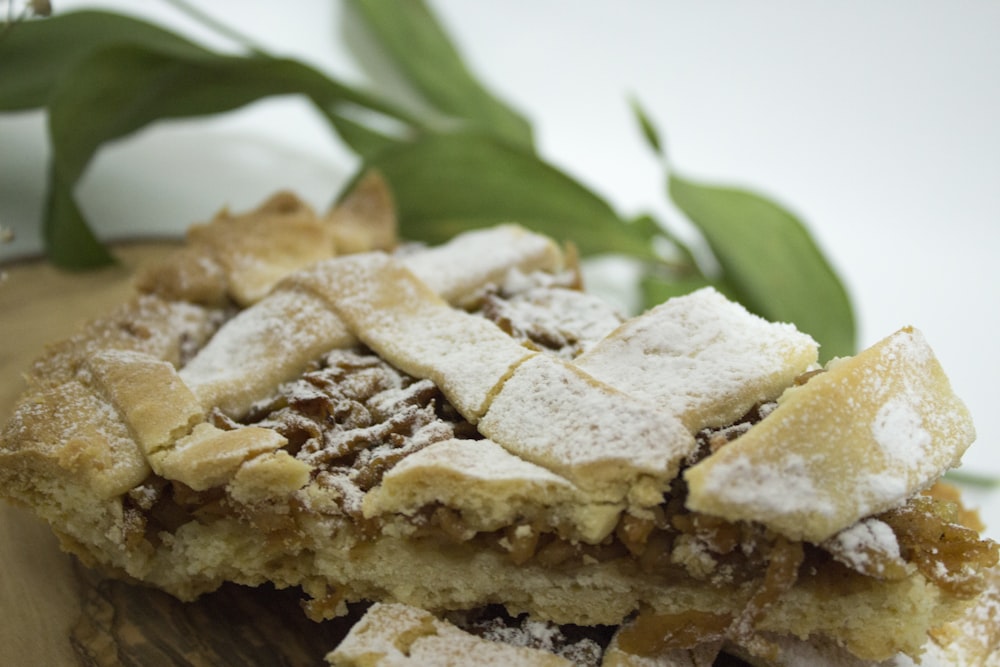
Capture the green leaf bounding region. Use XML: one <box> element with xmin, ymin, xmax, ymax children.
<box><xmin>48</xmin><ymin>44</ymin><xmax>414</xmax><ymax>181</ymax></box>
<box><xmin>629</xmin><ymin>96</ymin><xmax>665</xmax><ymax>159</ymax></box>
<box><xmin>319</xmin><ymin>109</ymin><xmax>405</xmax><ymax>159</ymax></box>
<box><xmin>42</xmin><ymin>39</ymin><xmax>418</xmax><ymax>267</ymax></box>
<box><xmin>346</xmin><ymin>0</ymin><xmax>533</xmax><ymax>149</ymax></box>
<box><xmin>362</xmin><ymin>131</ymin><xmax>659</xmax><ymax>259</ymax></box>
<box><xmin>0</xmin><ymin>10</ymin><xmax>208</xmax><ymax>111</ymax></box>
<box><xmin>668</xmin><ymin>174</ymin><xmax>856</xmax><ymax>360</ymax></box>
<box><xmin>43</xmin><ymin>166</ymin><xmax>116</xmax><ymax>267</ymax></box>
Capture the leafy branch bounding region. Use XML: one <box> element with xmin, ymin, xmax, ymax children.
<box><xmin>0</xmin><ymin>1</ymin><xmax>855</xmax><ymax>360</ymax></box>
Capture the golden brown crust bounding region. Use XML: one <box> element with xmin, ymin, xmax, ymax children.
<box><xmin>26</xmin><ymin>294</ymin><xmax>221</xmax><ymax>391</ymax></box>
<box><xmin>136</xmin><ymin>173</ymin><xmax>398</xmax><ymax>309</ymax></box>
<box><xmin>362</xmin><ymin>438</ymin><xmax>624</xmax><ymax>544</ymax></box>
<box><xmin>575</xmin><ymin>287</ymin><xmax>819</xmax><ymax>433</ymax></box>
<box><xmin>1</xmin><ymin>380</ymin><xmax>148</xmax><ymax>500</ymax></box>
<box><xmin>323</xmin><ymin>171</ymin><xmax>398</xmax><ymax>256</ymax></box>
<box><xmin>86</xmin><ymin>349</ymin><xmax>205</xmax><ymax>460</ymax></box>
<box><xmin>136</xmin><ymin>191</ymin><xmax>334</xmax><ymax>307</ymax></box>
<box><xmin>178</xmin><ymin>285</ymin><xmax>355</xmax><ymax>417</ymax></box>
<box><xmin>685</xmin><ymin>327</ymin><xmax>977</xmax><ymax>542</ymax></box>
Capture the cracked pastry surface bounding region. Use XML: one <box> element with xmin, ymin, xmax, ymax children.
<box><xmin>1</xmin><ymin>187</ymin><xmax>997</xmax><ymax>666</ymax></box>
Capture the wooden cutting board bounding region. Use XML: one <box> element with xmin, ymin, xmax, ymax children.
<box><xmin>0</xmin><ymin>244</ymin><xmax>357</xmax><ymax>666</ymax></box>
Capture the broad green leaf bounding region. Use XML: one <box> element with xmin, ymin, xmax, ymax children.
<box><xmin>0</xmin><ymin>10</ymin><xmax>208</xmax><ymax>110</ymax></box>
<box><xmin>362</xmin><ymin>131</ymin><xmax>659</xmax><ymax>259</ymax></box>
<box><xmin>48</xmin><ymin>44</ymin><xmax>417</xmax><ymax>183</ymax></box>
<box><xmin>43</xmin><ymin>41</ymin><xmax>417</xmax><ymax>267</ymax></box>
<box><xmin>669</xmin><ymin>174</ymin><xmax>855</xmax><ymax>360</ymax></box>
<box><xmin>346</xmin><ymin>0</ymin><xmax>533</xmax><ymax>149</ymax></box>
<box><xmin>320</xmin><ymin>109</ymin><xmax>406</xmax><ymax>159</ymax></box>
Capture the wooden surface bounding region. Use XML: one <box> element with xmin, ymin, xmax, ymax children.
<box><xmin>0</xmin><ymin>244</ymin><xmax>357</xmax><ymax>666</ymax></box>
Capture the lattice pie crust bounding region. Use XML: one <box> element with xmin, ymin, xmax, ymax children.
<box><xmin>2</xmin><ymin>178</ymin><xmax>997</xmax><ymax>666</ymax></box>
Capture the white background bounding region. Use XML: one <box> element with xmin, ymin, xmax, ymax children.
<box><xmin>1</xmin><ymin>1</ymin><xmax>998</xmax><ymax>532</ymax></box>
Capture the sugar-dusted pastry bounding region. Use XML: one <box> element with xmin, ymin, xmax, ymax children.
<box><xmin>326</xmin><ymin>603</ymin><xmax>574</xmax><ymax>666</ymax></box>
<box><xmin>1</xmin><ymin>190</ymin><xmax>997</xmax><ymax>666</ymax></box>
<box><xmin>135</xmin><ymin>171</ymin><xmax>397</xmax><ymax>307</ymax></box>
<box><xmin>685</xmin><ymin>326</ymin><xmax>976</xmax><ymax>542</ymax></box>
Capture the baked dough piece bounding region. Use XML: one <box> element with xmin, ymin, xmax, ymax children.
<box><xmin>179</xmin><ymin>285</ymin><xmax>355</xmax><ymax>417</ymax></box>
<box><xmin>363</xmin><ymin>438</ymin><xmax>623</xmax><ymax>544</ymax></box>
<box><xmin>477</xmin><ymin>354</ymin><xmax>693</xmax><ymax>505</ymax></box>
<box><xmin>135</xmin><ymin>191</ymin><xmax>335</xmax><ymax>307</ymax></box>
<box><xmin>1</xmin><ymin>196</ymin><xmax>996</xmax><ymax>666</ymax></box>
<box><xmin>178</xmin><ymin>224</ymin><xmax>564</xmax><ymax>419</ymax></box>
<box><xmin>136</xmin><ymin>172</ymin><xmax>397</xmax><ymax>307</ymax></box>
<box><xmin>329</xmin><ymin>595</ymin><xmax>1000</xmax><ymax>666</ymax></box>
<box><xmin>575</xmin><ymin>287</ymin><xmax>819</xmax><ymax>433</ymax></box>
<box><xmin>153</xmin><ymin>423</ymin><xmax>291</xmax><ymax>491</ymax></box>
<box><xmin>685</xmin><ymin>326</ymin><xmax>976</xmax><ymax>542</ymax></box>
<box><xmin>719</xmin><ymin>566</ymin><xmax>1000</xmax><ymax>667</ymax></box>
<box><xmin>1</xmin><ymin>377</ymin><xmax>149</xmax><ymax>501</ymax></box>
<box><xmin>86</xmin><ymin>349</ymin><xmax>205</xmax><ymax>462</ymax></box>
<box><xmin>27</xmin><ymin>293</ymin><xmax>221</xmax><ymax>390</ymax></box>
<box><xmin>326</xmin><ymin>603</ymin><xmax>573</xmax><ymax>666</ymax></box>
<box><xmin>323</xmin><ymin>170</ymin><xmax>398</xmax><ymax>255</ymax></box>
<box><xmin>401</xmin><ymin>223</ymin><xmax>564</xmax><ymax>308</ymax></box>
<box><xmin>299</xmin><ymin>252</ymin><xmax>536</xmax><ymax>422</ymax></box>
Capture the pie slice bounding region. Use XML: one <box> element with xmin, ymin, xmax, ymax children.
<box><xmin>1</xmin><ymin>187</ymin><xmax>997</xmax><ymax>666</ymax></box>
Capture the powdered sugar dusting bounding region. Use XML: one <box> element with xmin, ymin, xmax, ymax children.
<box><xmin>384</xmin><ymin>438</ymin><xmax>577</xmax><ymax>486</ymax></box>
<box><xmin>576</xmin><ymin>287</ymin><xmax>818</xmax><ymax>432</ymax></box>
<box><xmin>481</xmin><ymin>285</ymin><xmax>624</xmax><ymax>358</ymax></box>
<box><xmin>872</xmin><ymin>397</ymin><xmax>930</xmax><ymax>464</ymax></box>
<box><xmin>697</xmin><ymin>452</ymin><xmax>834</xmax><ymax>521</ymax></box>
<box><xmin>180</xmin><ymin>288</ymin><xmax>353</xmax><ymax>416</ymax></box>
<box><xmin>401</xmin><ymin>224</ymin><xmax>561</xmax><ymax>306</ymax></box>
<box><xmin>825</xmin><ymin>518</ymin><xmax>903</xmax><ymax>574</ymax></box>
<box><xmin>330</xmin><ymin>603</ymin><xmax>577</xmax><ymax>666</ymax></box>
<box><xmin>686</xmin><ymin>326</ymin><xmax>978</xmax><ymax>542</ymax></box>
<box><xmin>470</xmin><ymin>615</ymin><xmax>602</xmax><ymax>666</ymax></box>
<box><xmin>478</xmin><ymin>355</ymin><xmax>694</xmax><ymax>499</ymax></box>
<box><xmin>359</xmin><ymin>303</ymin><xmax>535</xmax><ymax>421</ymax></box>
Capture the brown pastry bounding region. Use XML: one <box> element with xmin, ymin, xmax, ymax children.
<box><xmin>1</xmin><ymin>184</ymin><xmax>996</xmax><ymax>666</ymax></box>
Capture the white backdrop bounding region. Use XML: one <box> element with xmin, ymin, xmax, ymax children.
<box><xmin>1</xmin><ymin>1</ymin><xmax>998</xmax><ymax>529</ymax></box>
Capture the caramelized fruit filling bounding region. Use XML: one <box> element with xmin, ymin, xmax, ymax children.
<box><xmin>123</xmin><ymin>352</ymin><xmax>997</xmax><ymax>624</ymax></box>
